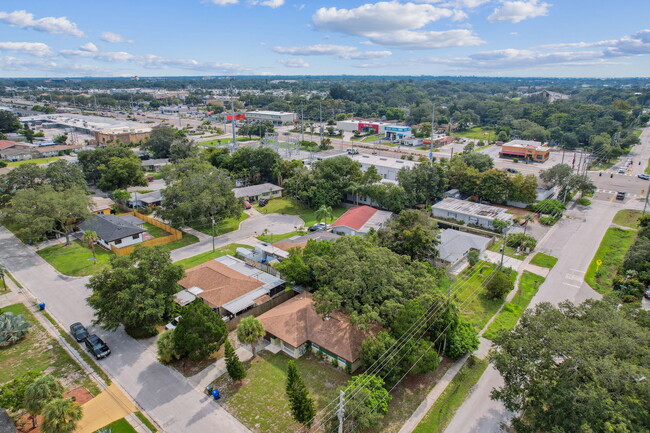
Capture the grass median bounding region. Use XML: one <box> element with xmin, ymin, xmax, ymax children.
<box><xmin>612</xmin><ymin>209</ymin><xmax>643</xmax><ymax>229</ymax></box>
<box><xmin>530</xmin><ymin>253</ymin><xmax>558</xmax><ymax>268</ymax></box>
<box><xmin>585</xmin><ymin>227</ymin><xmax>636</xmax><ymax>294</ymax></box>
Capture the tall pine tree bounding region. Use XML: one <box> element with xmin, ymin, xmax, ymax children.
<box><xmin>285</xmin><ymin>360</ymin><xmax>316</xmax><ymax>428</ymax></box>
<box><xmin>224</xmin><ymin>339</ymin><xmax>246</xmax><ymax>381</ymax></box>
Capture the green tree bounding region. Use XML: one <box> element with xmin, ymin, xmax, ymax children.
<box><xmin>159</xmin><ymin>158</ymin><xmax>241</xmax><ymax>228</ymax></box>
<box><xmin>447</xmin><ymin>318</ymin><xmax>479</xmax><ymax>359</ymax></box>
<box><xmin>169</xmin><ymin>137</ymin><xmax>199</xmax><ymax>163</ymax></box>
<box><xmin>477</xmin><ymin>169</ymin><xmax>510</xmax><ymax>203</ymax></box>
<box><xmin>156</xmin><ymin>330</ymin><xmax>178</xmax><ymax>364</ymax></box>
<box><xmin>336</xmin><ymin>374</ymin><xmax>391</xmax><ymax>431</ymax></box>
<box><xmin>467</xmin><ymin>250</ymin><xmax>480</xmax><ymax>267</ymax></box>
<box><xmin>0</xmin><ymin>110</ymin><xmax>20</xmax><ymax>132</ymax></box>
<box><xmin>81</xmin><ymin>230</ymin><xmax>98</xmax><ymax>264</ymax></box>
<box><xmin>41</xmin><ymin>398</ymin><xmax>82</xmax><ymax>433</ymax></box>
<box><xmin>0</xmin><ymin>371</ymin><xmax>41</xmax><ymax>412</ymax></box>
<box><xmin>223</xmin><ymin>146</ymin><xmax>282</xmax><ymax>184</ymax></box>
<box><xmin>224</xmin><ymin>339</ymin><xmax>246</xmax><ymax>381</ymax></box>
<box><xmin>539</xmin><ymin>163</ymin><xmax>573</xmax><ymax>188</ymax></box>
<box><xmin>285</xmin><ymin>360</ymin><xmax>316</xmax><ymax>428</ymax></box>
<box><xmin>460</xmin><ymin>153</ymin><xmax>493</xmax><ymax>172</ymax></box>
<box><xmin>24</xmin><ymin>375</ymin><xmax>64</xmax><ymax>428</ymax></box>
<box><xmin>490</xmin><ymin>299</ymin><xmax>650</xmax><ymax>433</ymax></box>
<box><xmin>112</xmin><ymin>189</ymin><xmax>131</xmax><ymax>206</ymax></box>
<box><xmin>361</xmin><ymin>165</ymin><xmax>382</xmax><ymax>186</ymax></box>
<box><xmin>23</xmin><ymin>122</ymin><xmax>34</xmax><ymax>143</ymax></box>
<box><xmin>397</xmin><ymin>163</ymin><xmax>446</xmax><ymax>207</ymax></box>
<box><xmin>236</xmin><ymin>316</ymin><xmax>265</xmax><ymax>358</ymax></box>
<box><xmin>315</xmin><ymin>205</ymin><xmax>333</xmax><ymax>223</ymax></box>
<box><xmin>77</xmin><ymin>146</ymin><xmax>135</xmax><ymax>185</ymax></box>
<box><xmin>484</xmin><ymin>270</ymin><xmax>513</xmax><ymax>300</ymax></box>
<box><xmin>2</xmin><ymin>185</ymin><xmax>90</xmax><ymax>244</ymax></box>
<box><xmin>143</xmin><ymin>126</ymin><xmax>179</xmax><ymax>158</ymax></box>
<box><xmin>376</xmin><ymin>209</ymin><xmax>439</xmax><ymax>262</ymax></box>
<box><xmin>173</xmin><ymin>302</ymin><xmax>227</xmax><ymax>361</ymax></box>
<box><xmin>97</xmin><ymin>156</ymin><xmax>147</xmax><ymax>192</ymax></box>
<box><xmin>507</xmin><ymin>173</ymin><xmax>538</xmax><ymax>204</ymax></box>
<box><xmin>43</xmin><ymin>160</ymin><xmax>87</xmax><ymax>192</ymax></box>
<box><xmin>491</xmin><ymin>218</ymin><xmax>510</xmax><ymax>234</ymax></box>
<box><xmin>87</xmin><ymin>246</ymin><xmax>184</xmax><ymax>336</ymax></box>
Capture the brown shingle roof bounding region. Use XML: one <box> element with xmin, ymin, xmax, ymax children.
<box><xmin>257</xmin><ymin>292</ymin><xmax>376</xmax><ymax>363</ymax></box>
<box><xmin>179</xmin><ymin>261</ymin><xmax>264</xmax><ymax>308</ymax></box>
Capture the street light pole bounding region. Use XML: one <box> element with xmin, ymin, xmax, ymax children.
<box><xmin>211</xmin><ymin>216</ymin><xmax>215</xmax><ymax>252</ymax></box>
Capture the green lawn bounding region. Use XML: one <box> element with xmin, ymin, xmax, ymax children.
<box><xmin>211</xmin><ymin>352</ymin><xmax>349</xmax><ymax>433</ymax></box>
<box><xmin>0</xmin><ymin>278</ymin><xmax>8</xmax><ymax>295</ymax></box>
<box><xmin>0</xmin><ymin>303</ymin><xmax>94</xmax><ymax>390</ymax></box>
<box><xmin>612</xmin><ymin>209</ymin><xmax>644</xmax><ymax>229</ymax></box>
<box><xmin>155</xmin><ymin>232</ymin><xmax>199</xmax><ymax>253</ymax></box>
<box><xmin>488</xmin><ymin>240</ymin><xmax>527</xmax><ymax>260</ymax></box>
<box><xmin>191</xmin><ymin>212</ymin><xmax>249</xmax><ymax>236</ymax></box>
<box><xmin>646</xmin><ymin>158</ymin><xmax>650</xmax><ymax>175</ymax></box>
<box><xmin>134</xmin><ymin>412</ymin><xmax>157</xmax><ymax>433</ymax></box>
<box><xmin>530</xmin><ymin>253</ymin><xmax>558</xmax><ymax>269</ymax></box>
<box><xmin>6</xmin><ymin>156</ymin><xmax>60</xmax><ymax>167</ymax></box>
<box><xmin>94</xmin><ymin>418</ymin><xmax>137</xmax><ymax>433</ymax></box>
<box><xmin>145</xmin><ymin>171</ymin><xmax>162</xmax><ymax>180</ymax></box>
<box><xmin>454</xmin><ymin>263</ymin><xmax>517</xmax><ymax>330</ymax></box>
<box><xmin>452</xmin><ymin>127</ymin><xmax>492</xmax><ymax>141</ymax></box>
<box><xmin>483</xmin><ymin>272</ymin><xmax>544</xmax><ymax>340</ymax></box>
<box><xmin>37</xmin><ymin>240</ymin><xmax>112</xmax><ymax>277</ymax></box>
<box><xmin>585</xmin><ymin>227</ymin><xmax>637</xmax><ymax>295</ymax></box>
<box><xmin>362</xmin><ymin>134</ymin><xmax>380</xmax><ymax>142</ymax></box>
<box><xmin>143</xmin><ymin>222</ymin><xmax>169</xmax><ymax>238</ymax></box>
<box><xmin>254</xmin><ymin>197</ymin><xmax>346</xmax><ymax>227</ymax></box>
<box><xmin>412</xmin><ymin>357</ymin><xmax>489</xmax><ymax>433</ymax></box>
<box><xmin>257</xmin><ymin>230</ymin><xmax>305</xmax><ymax>243</ymax></box>
<box><xmin>174</xmin><ymin>243</ymin><xmax>252</xmax><ymax>270</ymax></box>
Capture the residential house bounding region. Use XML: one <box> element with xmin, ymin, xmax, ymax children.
<box><xmin>242</xmin><ymin>231</ymin><xmax>340</xmax><ymax>264</ymax></box>
<box><xmin>232</xmin><ymin>183</ymin><xmax>283</xmax><ymax>203</ymax></box>
<box><xmin>431</xmin><ymin>198</ymin><xmax>513</xmax><ymax>231</ymax></box>
<box><xmin>331</xmin><ymin>205</ymin><xmax>393</xmax><ymax>236</ymax></box>
<box><xmin>257</xmin><ymin>291</ymin><xmax>377</xmax><ymax>372</ymax></box>
<box><xmin>436</xmin><ymin>229</ymin><xmax>493</xmax><ymax>267</ymax></box>
<box><xmin>90</xmin><ymin>196</ymin><xmax>115</xmax><ymax>214</ymax></box>
<box><xmin>0</xmin><ymin>141</ymin><xmax>34</xmax><ymax>161</ymax></box>
<box><xmin>118</xmin><ymin>214</ymin><xmax>144</xmax><ymax>228</ymax></box>
<box><xmin>78</xmin><ymin>214</ymin><xmax>145</xmax><ymax>249</ymax></box>
<box><xmin>178</xmin><ymin>255</ymin><xmax>285</xmax><ymax>319</ymax></box>
<box><xmin>349</xmin><ymin>154</ymin><xmax>418</xmax><ymax>182</ymax></box>
<box><xmin>0</xmin><ymin>409</ymin><xmax>18</xmax><ymax>433</ymax></box>
<box><xmin>141</xmin><ymin>158</ymin><xmax>169</xmax><ymax>172</ymax></box>
<box><xmin>128</xmin><ymin>190</ymin><xmax>162</xmax><ymax>208</ymax></box>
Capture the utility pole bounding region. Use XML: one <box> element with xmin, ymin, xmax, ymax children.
<box><xmin>319</xmin><ymin>102</ymin><xmax>323</xmax><ymax>145</ymax></box>
<box><xmin>643</xmin><ymin>188</ymin><xmax>650</xmax><ymax>215</ymax></box>
<box><xmin>300</xmin><ymin>104</ymin><xmax>304</xmax><ymax>143</ymax></box>
<box><xmin>561</xmin><ymin>147</ymin><xmax>565</xmax><ymax>164</ymax></box>
<box><xmin>337</xmin><ymin>390</ymin><xmax>345</xmax><ymax>433</ymax></box>
<box><xmin>230</xmin><ymin>85</ymin><xmax>237</xmax><ymax>151</ymax></box>
<box><xmin>430</xmin><ymin>103</ymin><xmax>435</xmax><ymax>162</ymax></box>
<box><xmin>211</xmin><ymin>216</ymin><xmax>216</xmax><ymax>251</ymax></box>
<box><xmin>499</xmin><ymin>230</ymin><xmax>508</xmax><ymax>269</ymax></box>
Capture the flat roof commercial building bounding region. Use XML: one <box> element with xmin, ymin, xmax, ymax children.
<box><xmin>431</xmin><ymin>198</ymin><xmax>513</xmax><ymax>231</ymax></box>
<box><xmin>244</xmin><ymin>110</ymin><xmax>296</xmax><ymax>125</ymax></box>
<box><xmin>349</xmin><ymin>154</ymin><xmax>418</xmax><ymax>182</ymax></box>
<box><xmin>500</xmin><ymin>140</ymin><xmax>550</xmax><ymax>162</ymax></box>
<box><xmin>336</xmin><ymin>120</ymin><xmax>412</xmax><ymax>139</ymax></box>
<box><xmin>94</xmin><ymin>127</ymin><xmax>152</xmax><ymax>146</ymax></box>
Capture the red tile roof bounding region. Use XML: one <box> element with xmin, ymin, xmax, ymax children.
<box><xmin>0</xmin><ymin>140</ymin><xmax>24</xmax><ymax>150</ymax></box>
<box><xmin>332</xmin><ymin>205</ymin><xmax>378</xmax><ymax>231</ymax></box>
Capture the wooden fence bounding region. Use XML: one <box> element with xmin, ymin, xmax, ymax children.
<box><xmin>111</xmin><ymin>212</ymin><xmax>182</xmax><ymax>255</ymax></box>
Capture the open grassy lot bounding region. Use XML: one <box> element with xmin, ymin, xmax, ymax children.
<box><xmin>452</xmin><ymin>127</ymin><xmax>492</xmax><ymax>141</ymax></box>
<box><xmin>191</xmin><ymin>212</ymin><xmax>249</xmax><ymax>236</ymax></box>
<box><xmin>483</xmin><ymin>272</ymin><xmax>544</xmax><ymax>340</ymax></box>
<box><xmin>6</xmin><ymin>156</ymin><xmax>60</xmax><ymax>167</ymax></box>
<box><xmin>412</xmin><ymin>357</ymin><xmax>489</xmax><ymax>433</ymax></box>
<box><xmin>488</xmin><ymin>240</ymin><xmax>527</xmax><ymax>260</ymax></box>
<box><xmin>454</xmin><ymin>263</ymin><xmax>517</xmax><ymax>330</ymax></box>
<box><xmin>94</xmin><ymin>418</ymin><xmax>137</xmax><ymax>433</ymax></box>
<box><xmin>143</xmin><ymin>222</ymin><xmax>169</xmax><ymax>238</ymax></box>
<box><xmin>211</xmin><ymin>352</ymin><xmax>349</xmax><ymax>433</ymax></box>
<box><xmin>530</xmin><ymin>253</ymin><xmax>558</xmax><ymax>268</ymax></box>
<box><xmin>612</xmin><ymin>209</ymin><xmax>643</xmax><ymax>229</ymax></box>
<box><xmin>362</xmin><ymin>134</ymin><xmax>380</xmax><ymax>142</ymax></box>
<box><xmin>155</xmin><ymin>232</ymin><xmax>199</xmax><ymax>253</ymax></box>
<box><xmin>37</xmin><ymin>240</ymin><xmax>112</xmax><ymax>277</ymax></box>
<box><xmin>585</xmin><ymin>227</ymin><xmax>636</xmax><ymax>294</ymax></box>
<box><xmin>257</xmin><ymin>230</ymin><xmax>306</xmax><ymax>243</ymax></box>
<box><xmin>0</xmin><ymin>303</ymin><xmax>97</xmax><ymax>394</ymax></box>
<box><xmin>174</xmin><ymin>243</ymin><xmax>252</xmax><ymax>270</ymax></box>
<box><xmin>254</xmin><ymin>197</ymin><xmax>346</xmax><ymax>227</ymax></box>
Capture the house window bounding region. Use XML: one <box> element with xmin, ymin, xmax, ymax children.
<box><xmin>132</xmin><ymin>234</ymin><xmax>139</xmax><ymax>240</ymax></box>
<box><xmin>114</xmin><ymin>239</ymin><xmax>122</xmax><ymax>245</ymax></box>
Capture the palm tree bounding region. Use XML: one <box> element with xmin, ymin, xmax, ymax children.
<box><xmin>81</xmin><ymin>231</ymin><xmax>99</xmax><ymax>264</ymax></box>
<box><xmin>236</xmin><ymin>317</ymin><xmax>265</xmax><ymax>358</ymax></box>
<box><xmin>24</xmin><ymin>376</ymin><xmax>64</xmax><ymax>428</ymax></box>
<box><xmin>315</xmin><ymin>205</ymin><xmax>333</xmax><ymax>224</ymax></box>
<box><xmin>41</xmin><ymin>398</ymin><xmax>82</xmax><ymax>433</ymax></box>
<box><xmin>346</xmin><ymin>182</ymin><xmax>363</xmax><ymax>206</ymax></box>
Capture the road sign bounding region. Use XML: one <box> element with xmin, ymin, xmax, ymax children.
<box><xmin>596</xmin><ymin>259</ymin><xmax>602</xmax><ymax>266</ymax></box>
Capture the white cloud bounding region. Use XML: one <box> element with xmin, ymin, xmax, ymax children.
<box><xmin>0</xmin><ymin>10</ymin><xmax>84</xmax><ymax>37</ymax></box>
<box><xmin>0</xmin><ymin>41</ymin><xmax>52</xmax><ymax>57</ymax></box>
<box><xmin>79</xmin><ymin>42</ymin><xmax>98</xmax><ymax>52</ymax></box>
<box><xmin>100</xmin><ymin>31</ymin><xmax>133</xmax><ymax>43</ymax></box>
<box><xmin>540</xmin><ymin>30</ymin><xmax>650</xmax><ymax>56</ymax></box>
<box><xmin>488</xmin><ymin>0</ymin><xmax>550</xmax><ymax>23</ymax></box>
<box><xmin>251</xmin><ymin>0</ymin><xmax>285</xmax><ymax>7</ymax></box>
<box><xmin>277</xmin><ymin>58</ymin><xmax>310</xmax><ymax>68</ymax></box>
<box><xmin>0</xmin><ymin>56</ymin><xmax>108</xmax><ymax>75</ymax></box>
<box><xmin>208</xmin><ymin>0</ymin><xmax>239</xmax><ymax>5</ymax></box>
<box><xmin>272</xmin><ymin>44</ymin><xmax>392</xmax><ymax>59</ymax></box>
<box><xmin>416</xmin><ymin>0</ymin><xmax>492</xmax><ymax>8</ymax></box>
<box><xmin>363</xmin><ymin>29</ymin><xmax>484</xmax><ymax>49</ymax></box>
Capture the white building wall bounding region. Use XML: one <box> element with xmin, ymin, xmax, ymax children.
<box><xmin>109</xmin><ymin>233</ymin><xmax>144</xmax><ymax>249</ymax></box>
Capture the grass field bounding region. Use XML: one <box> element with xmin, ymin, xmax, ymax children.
<box><xmin>174</xmin><ymin>243</ymin><xmax>252</xmax><ymax>269</ymax></box>
<box><xmin>452</xmin><ymin>127</ymin><xmax>492</xmax><ymax>141</ymax></box>
<box><xmin>6</xmin><ymin>156</ymin><xmax>60</xmax><ymax>167</ymax></box>
<box><xmin>37</xmin><ymin>240</ymin><xmax>112</xmax><ymax>277</ymax></box>
<box><xmin>483</xmin><ymin>271</ymin><xmax>544</xmax><ymax>340</ymax></box>
<box><xmin>191</xmin><ymin>212</ymin><xmax>249</xmax><ymax>236</ymax></box>
<box><xmin>0</xmin><ymin>303</ymin><xmax>95</xmax><ymax>393</ymax></box>
<box><xmin>211</xmin><ymin>352</ymin><xmax>349</xmax><ymax>433</ymax></box>
<box><xmin>612</xmin><ymin>209</ymin><xmax>644</xmax><ymax>229</ymax></box>
<box><xmin>257</xmin><ymin>230</ymin><xmax>306</xmax><ymax>243</ymax></box>
<box><xmin>155</xmin><ymin>232</ymin><xmax>199</xmax><ymax>253</ymax></box>
<box><xmin>94</xmin><ymin>418</ymin><xmax>137</xmax><ymax>433</ymax></box>
<box><xmin>254</xmin><ymin>197</ymin><xmax>346</xmax><ymax>227</ymax></box>
<box><xmin>488</xmin><ymin>240</ymin><xmax>527</xmax><ymax>260</ymax></box>
<box><xmin>585</xmin><ymin>227</ymin><xmax>636</xmax><ymax>294</ymax></box>
<box><xmin>530</xmin><ymin>253</ymin><xmax>558</xmax><ymax>268</ymax></box>
<box><xmin>143</xmin><ymin>222</ymin><xmax>169</xmax><ymax>238</ymax></box>
<box><xmin>362</xmin><ymin>134</ymin><xmax>380</xmax><ymax>142</ymax></box>
<box><xmin>412</xmin><ymin>357</ymin><xmax>488</xmax><ymax>433</ymax></box>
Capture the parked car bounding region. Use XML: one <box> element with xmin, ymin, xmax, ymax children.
<box><xmin>645</xmin><ymin>288</ymin><xmax>650</xmax><ymax>300</ymax></box>
<box><xmin>84</xmin><ymin>334</ymin><xmax>111</xmax><ymax>359</ymax></box>
<box><xmin>147</xmin><ymin>176</ymin><xmax>155</xmax><ymax>182</ymax></box>
<box><xmin>638</xmin><ymin>174</ymin><xmax>650</xmax><ymax>180</ymax></box>
<box><xmin>616</xmin><ymin>191</ymin><xmax>626</xmax><ymax>200</ymax></box>
<box><xmin>258</xmin><ymin>198</ymin><xmax>269</xmax><ymax>207</ymax></box>
<box><xmin>243</xmin><ymin>201</ymin><xmax>252</xmax><ymax>209</ymax></box>
<box><xmin>347</xmin><ymin>148</ymin><xmax>359</xmax><ymax>155</ymax></box>
<box><xmin>308</xmin><ymin>222</ymin><xmax>329</xmax><ymax>232</ymax></box>
<box><xmin>69</xmin><ymin>322</ymin><xmax>88</xmax><ymax>342</ymax></box>
<box><xmin>165</xmin><ymin>316</ymin><xmax>181</xmax><ymax>330</ymax></box>
<box><xmin>618</xmin><ymin>168</ymin><xmax>626</xmax><ymax>174</ymax></box>
<box><xmin>506</xmin><ymin>168</ymin><xmax>520</xmax><ymax>173</ymax></box>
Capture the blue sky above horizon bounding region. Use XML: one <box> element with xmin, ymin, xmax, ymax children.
<box><xmin>0</xmin><ymin>0</ymin><xmax>648</xmax><ymax>78</ymax></box>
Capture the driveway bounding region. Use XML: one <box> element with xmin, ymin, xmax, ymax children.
<box><xmin>0</xmin><ymin>226</ymin><xmax>250</xmax><ymax>433</ymax></box>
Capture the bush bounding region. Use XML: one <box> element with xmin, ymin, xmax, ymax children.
<box><xmin>467</xmin><ymin>250</ymin><xmax>480</xmax><ymax>267</ymax></box>
<box><xmin>533</xmin><ymin>199</ymin><xmax>566</xmax><ymax>216</ymax></box>
<box><xmin>447</xmin><ymin>319</ymin><xmax>479</xmax><ymax>360</ymax></box>
<box><xmin>540</xmin><ymin>215</ymin><xmax>558</xmax><ymax>226</ymax></box>
<box><xmin>0</xmin><ymin>312</ymin><xmax>31</xmax><ymax>347</ymax></box>
<box><xmin>506</xmin><ymin>233</ymin><xmax>537</xmax><ymax>251</ymax></box>
<box><xmin>157</xmin><ymin>330</ymin><xmax>178</xmax><ymax>364</ymax></box>
<box><xmin>513</xmin><ymin>158</ymin><xmax>519</xmax><ymax>163</ymax></box>
<box><xmin>576</xmin><ymin>198</ymin><xmax>591</xmax><ymax>206</ymax></box>
<box><xmin>485</xmin><ymin>271</ymin><xmax>514</xmax><ymax>300</ymax></box>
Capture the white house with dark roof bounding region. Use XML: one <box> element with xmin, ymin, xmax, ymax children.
<box><xmin>78</xmin><ymin>214</ymin><xmax>145</xmax><ymax>249</ymax></box>
<box><xmin>232</xmin><ymin>183</ymin><xmax>283</xmax><ymax>203</ymax></box>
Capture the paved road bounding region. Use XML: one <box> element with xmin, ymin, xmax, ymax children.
<box><xmin>0</xmin><ymin>226</ymin><xmax>250</xmax><ymax>433</ymax></box>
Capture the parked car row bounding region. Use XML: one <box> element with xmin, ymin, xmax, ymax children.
<box><xmin>308</xmin><ymin>222</ymin><xmax>330</xmax><ymax>232</ymax></box>
<box><xmin>69</xmin><ymin>322</ymin><xmax>111</xmax><ymax>360</ymax></box>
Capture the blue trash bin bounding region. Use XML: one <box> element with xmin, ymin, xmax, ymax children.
<box><xmin>211</xmin><ymin>389</ymin><xmax>220</xmax><ymax>401</ymax></box>
<box><xmin>38</xmin><ymin>302</ymin><xmax>45</xmax><ymax>311</ymax></box>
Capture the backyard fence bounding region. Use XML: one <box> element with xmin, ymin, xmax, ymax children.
<box><xmin>111</xmin><ymin>212</ymin><xmax>182</xmax><ymax>255</ymax></box>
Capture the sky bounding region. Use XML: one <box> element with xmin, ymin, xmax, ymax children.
<box><xmin>0</xmin><ymin>0</ymin><xmax>649</xmax><ymax>78</ymax></box>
